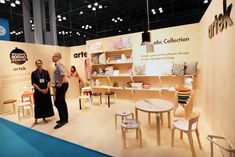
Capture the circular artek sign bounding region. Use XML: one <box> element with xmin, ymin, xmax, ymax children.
<box><xmin>0</xmin><ymin>25</ymin><xmax>6</xmax><ymax>36</ymax></box>
<box><xmin>10</xmin><ymin>48</ymin><xmax>28</xmax><ymax>65</ymax></box>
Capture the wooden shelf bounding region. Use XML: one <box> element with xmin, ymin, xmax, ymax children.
<box><xmin>105</xmin><ymin>49</ymin><xmax>132</xmax><ymax>53</ymax></box>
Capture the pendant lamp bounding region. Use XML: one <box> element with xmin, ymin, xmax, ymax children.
<box><xmin>142</xmin><ymin>0</ymin><xmax>151</xmax><ymax>45</ymax></box>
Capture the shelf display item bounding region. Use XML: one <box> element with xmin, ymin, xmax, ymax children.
<box><xmin>185</xmin><ymin>61</ymin><xmax>198</xmax><ymax>76</ymax></box>
<box><xmin>88</xmin><ymin>42</ymin><xmax>103</xmax><ymax>52</ymax></box>
<box><xmin>98</xmin><ymin>53</ymin><xmax>106</xmax><ymax>64</ymax></box>
<box><xmin>134</xmin><ymin>64</ymin><xmax>145</xmax><ymax>75</ymax></box>
<box><xmin>172</xmin><ymin>61</ymin><xmax>185</xmax><ymax>77</ymax></box>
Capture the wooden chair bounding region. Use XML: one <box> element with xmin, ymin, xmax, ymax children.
<box><xmin>171</xmin><ymin>112</ymin><xmax>202</xmax><ymax>157</ymax></box>
<box><xmin>78</xmin><ymin>87</ymin><xmax>92</xmax><ymax>110</ymax></box>
<box><xmin>174</xmin><ymin>91</ymin><xmax>194</xmax><ymax>119</ymax></box>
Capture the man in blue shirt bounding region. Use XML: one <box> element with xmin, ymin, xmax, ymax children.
<box><xmin>52</xmin><ymin>52</ymin><xmax>69</xmax><ymax>129</ymax></box>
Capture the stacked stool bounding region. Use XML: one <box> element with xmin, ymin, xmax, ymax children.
<box><xmin>121</xmin><ymin>119</ymin><xmax>142</xmax><ymax>148</ymax></box>
<box><xmin>2</xmin><ymin>99</ymin><xmax>17</xmax><ymax>114</ymax></box>
<box><xmin>115</xmin><ymin>109</ymin><xmax>134</xmax><ymax>129</ymax></box>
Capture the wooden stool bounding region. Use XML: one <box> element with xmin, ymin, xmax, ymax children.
<box><xmin>105</xmin><ymin>91</ymin><xmax>116</xmax><ymax>107</ymax></box>
<box><xmin>115</xmin><ymin>109</ymin><xmax>134</xmax><ymax>129</ymax></box>
<box><xmin>91</xmin><ymin>92</ymin><xmax>102</xmax><ymax>105</ymax></box>
<box><xmin>16</xmin><ymin>101</ymin><xmax>32</xmax><ymax>121</ymax></box>
<box><xmin>78</xmin><ymin>95</ymin><xmax>92</xmax><ymax>110</ymax></box>
<box><xmin>2</xmin><ymin>99</ymin><xmax>17</xmax><ymax>114</ymax></box>
<box><xmin>121</xmin><ymin>119</ymin><xmax>142</xmax><ymax>149</ymax></box>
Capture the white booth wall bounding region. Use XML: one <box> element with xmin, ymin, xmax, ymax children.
<box><xmin>199</xmin><ymin>0</ymin><xmax>235</xmax><ymax>146</ymax></box>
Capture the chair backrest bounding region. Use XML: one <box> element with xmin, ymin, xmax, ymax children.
<box><xmin>21</xmin><ymin>93</ymin><xmax>34</xmax><ymax>106</ymax></box>
<box><xmin>81</xmin><ymin>86</ymin><xmax>92</xmax><ymax>96</ymax></box>
<box><xmin>174</xmin><ymin>90</ymin><xmax>194</xmax><ymax>118</ymax></box>
<box><xmin>188</xmin><ymin>112</ymin><xmax>200</xmax><ymax>131</ymax></box>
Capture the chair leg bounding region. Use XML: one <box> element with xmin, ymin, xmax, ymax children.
<box><xmin>122</xmin><ymin>128</ymin><xmax>126</xmax><ymax>149</ymax></box>
<box><xmin>131</xmin><ymin>113</ymin><xmax>134</xmax><ymax>119</ymax></box>
<box><xmin>115</xmin><ymin>114</ymin><xmax>118</xmax><ymax>129</ymax></box>
<box><xmin>187</xmin><ymin>132</ymin><xmax>196</xmax><ymax>157</ymax></box>
<box><xmin>139</xmin><ymin>129</ymin><xmax>142</xmax><ymax>147</ymax></box>
<box><xmin>136</xmin><ymin>128</ymin><xmax>138</xmax><ymax>139</ymax></box>
<box><xmin>195</xmin><ymin>128</ymin><xmax>202</xmax><ymax>149</ymax></box>
<box><xmin>171</xmin><ymin>127</ymin><xmax>175</xmax><ymax>147</ymax></box>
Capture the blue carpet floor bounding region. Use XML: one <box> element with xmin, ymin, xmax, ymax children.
<box><xmin>0</xmin><ymin>118</ymin><xmax>112</xmax><ymax>157</ymax></box>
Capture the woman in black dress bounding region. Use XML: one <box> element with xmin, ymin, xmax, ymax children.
<box><xmin>31</xmin><ymin>59</ymin><xmax>54</xmax><ymax>126</ymax></box>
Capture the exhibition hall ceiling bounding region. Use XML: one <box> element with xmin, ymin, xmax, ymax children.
<box><xmin>0</xmin><ymin>0</ymin><xmax>211</xmax><ymax>46</ymax></box>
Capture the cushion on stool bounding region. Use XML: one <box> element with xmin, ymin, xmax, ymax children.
<box><xmin>105</xmin><ymin>91</ymin><xmax>115</xmax><ymax>95</ymax></box>
<box><xmin>91</xmin><ymin>92</ymin><xmax>102</xmax><ymax>96</ymax></box>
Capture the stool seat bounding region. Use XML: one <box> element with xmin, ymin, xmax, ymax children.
<box><xmin>3</xmin><ymin>99</ymin><xmax>17</xmax><ymax>104</ymax></box>
<box><xmin>116</xmin><ymin>109</ymin><xmax>132</xmax><ymax>116</ymax></box>
<box><xmin>91</xmin><ymin>92</ymin><xmax>102</xmax><ymax>96</ymax></box>
<box><xmin>105</xmin><ymin>91</ymin><xmax>115</xmax><ymax>95</ymax></box>
<box><xmin>121</xmin><ymin>119</ymin><xmax>140</xmax><ymax>129</ymax></box>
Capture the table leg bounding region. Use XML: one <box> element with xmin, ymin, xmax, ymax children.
<box><xmin>135</xmin><ymin>108</ymin><xmax>138</xmax><ymax>120</ymax></box>
<box><xmin>107</xmin><ymin>96</ymin><xmax>110</xmax><ymax>107</ymax></box>
<box><xmin>156</xmin><ymin>113</ymin><xmax>161</xmax><ymax>145</ymax></box>
<box><xmin>148</xmin><ymin>113</ymin><xmax>151</xmax><ymax>125</ymax></box>
<box><xmin>167</xmin><ymin>111</ymin><xmax>171</xmax><ymax>128</ymax></box>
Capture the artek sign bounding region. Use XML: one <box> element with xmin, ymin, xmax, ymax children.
<box><xmin>208</xmin><ymin>0</ymin><xmax>233</xmax><ymax>39</ymax></box>
<box><xmin>74</xmin><ymin>51</ymin><xmax>87</xmax><ymax>58</ymax></box>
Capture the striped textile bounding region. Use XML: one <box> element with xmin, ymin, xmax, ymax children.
<box><xmin>84</xmin><ymin>58</ymin><xmax>91</xmax><ymax>80</ymax></box>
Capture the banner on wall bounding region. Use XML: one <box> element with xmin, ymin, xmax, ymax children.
<box><xmin>0</xmin><ymin>18</ymin><xmax>10</xmax><ymax>41</ymax></box>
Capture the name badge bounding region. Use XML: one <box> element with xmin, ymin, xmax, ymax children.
<box><xmin>39</xmin><ymin>78</ymin><xmax>45</xmax><ymax>83</ymax></box>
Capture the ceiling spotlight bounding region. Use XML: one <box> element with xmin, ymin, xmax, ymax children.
<box><xmin>114</xmin><ymin>20</ymin><xmax>117</xmax><ymax>23</ymax></box>
<box><xmin>58</xmin><ymin>18</ymin><xmax>62</xmax><ymax>21</ymax></box>
<box><xmin>82</xmin><ymin>26</ymin><xmax>85</xmax><ymax>29</ymax></box>
<box><xmin>87</xmin><ymin>4</ymin><xmax>92</xmax><ymax>8</ymax></box>
<box><xmin>94</xmin><ymin>2</ymin><xmax>98</xmax><ymax>6</ymax></box>
<box><xmin>62</xmin><ymin>17</ymin><xmax>66</xmax><ymax>20</ymax></box>
<box><xmin>89</xmin><ymin>26</ymin><xmax>92</xmax><ymax>29</ymax></box>
<box><xmin>120</xmin><ymin>19</ymin><xmax>123</xmax><ymax>22</ymax></box>
<box><xmin>84</xmin><ymin>35</ymin><xmax>86</xmax><ymax>37</ymax></box>
<box><xmin>92</xmin><ymin>7</ymin><xmax>96</xmax><ymax>11</ymax></box>
<box><xmin>15</xmin><ymin>0</ymin><xmax>20</xmax><ymax>5</ymax></box>
<box><xmin>57</xmin><ymin>15</ymin><xmax>61</xmax><ymax>18</ymax></box>
<box><xmin>58</xmin><ymin>32</ymin><xmax>61</xmax><ymax>34</ymax></box>
<box><xmin>11</xmin><ymin>2</ymin><xmax>16</xmax><ymax>7</ymax></box>
<box><xmin>128</xmin><ymin>29</ymin><xmax>131</xmax><ymax>31</ymax></box>
<box><xmin>0</xmin><ymin>0</ymin><xmax>5</xmax><ymax>4</ymax></box>
<box><xmin>79</xmin><ymin>11</ymin><xmax>83</xmax><ymax>15</ymax></box>
<box><xmin>203</xmin><ymin>0</ymin><xmax>208</xmax><ymax>4</ymax></box>
<box><xmin>117</xmin><ymin>17</ymin><xmax>120</xmax><ymax>20</ymax></box>
<box><xmin>118</xmin><ymin>30</ymin><xmax>121</xmax><ymax>33</ymax></box>
<box><xmin>69</xmin><ymin>31</ymin><xmax>72</xmax><ymax>34</ymax></box>
<box><xmin>98</xmin><ymin>5</ymin><xmax>102</xmax><ymax>9</ymax></box>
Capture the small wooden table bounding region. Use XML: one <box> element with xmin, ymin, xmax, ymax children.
<box><xmin>135</xmin><ymin>99</ymin><xmax>174</xmax><ymax>145</ymax></box>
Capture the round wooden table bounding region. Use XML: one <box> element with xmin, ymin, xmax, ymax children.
<box><xmin>135</xmin><ymin>99</ymin><xmax>174</xmax><ymax>145</ymax></box>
